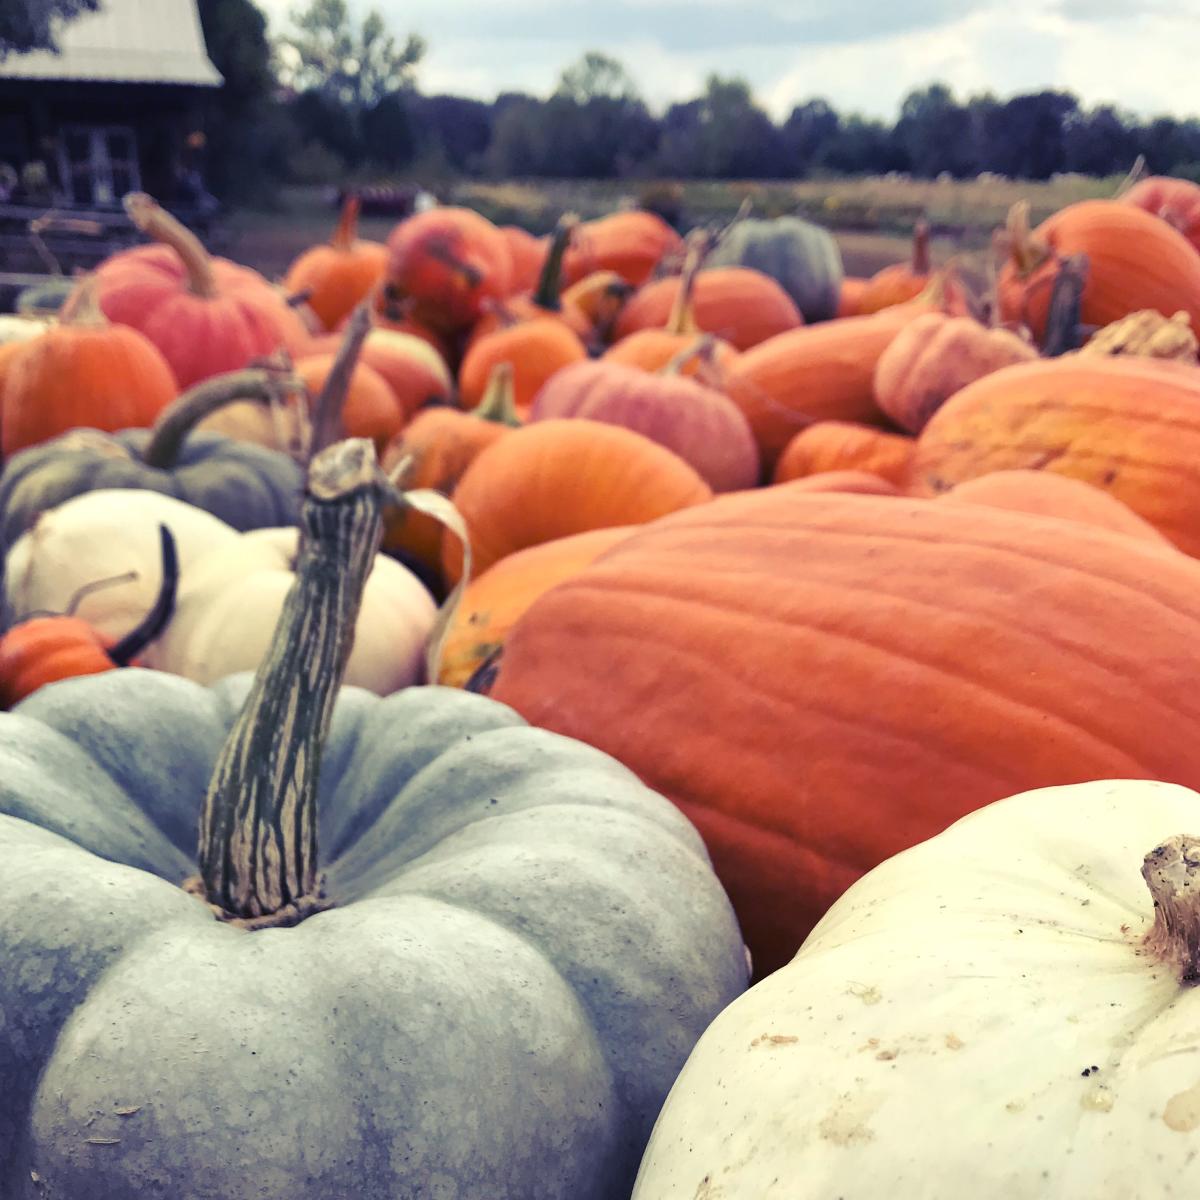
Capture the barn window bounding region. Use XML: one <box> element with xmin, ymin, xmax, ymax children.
<box><xmin>56</xmin><ymin>125</ymin><xmax>141</xmax><ymax>207</ymax></box>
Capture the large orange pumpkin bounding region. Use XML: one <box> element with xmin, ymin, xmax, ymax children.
<box><xmin>909</xmin><ymin>356</ymin><xmax>1200</xmax><ymax>554</ymax></box>
<box><xmin>857</xmin><ymin>220</ymin><xmax>931</xmax><ymax>314</ymax></box>
<box><xmin>562</xmin><ymin>210</ymin><xmax>683</xmax><ymax>287</ymax></box>
<box><xmin>442</xmin><ymin>419</ymin><xmax>713</xmax><ymax>584</ymax></box>
<box><xmin>282</xmin><ymin>195</ymin><xmax>388</xmax><ymax>332</ymax></box>
<box><xmin>999</xmin><ymin>199</ymin><xmax>1200</xmax><ymax>341</ymax></box>
<box><xmin>490</xmin><ymin>485</ymin><xmax>1200</xmax><ymax>975</ymax></box>
<box><xmin>772</xmin><ymin>420</ymin><xmax>914</xmax><ymax>487</ymax></box>
<box><xmin>77</xmin><ymin>193</ymin><xmax>310</xmax><ymax>389</ymax></box>
<box><xmin>1121</xmin><ymin>176</ymin><xmax>1200</xmax><ymax>254</ymax></box>
<box><xmin>836</xmin><ymin>276</ymin><xmax>869</xmax><ymax>318</ymax></box>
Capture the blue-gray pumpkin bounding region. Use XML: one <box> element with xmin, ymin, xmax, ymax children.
<box><xmin>0</xmin><ymin>368</ymin><xmax>303</xmax><ymax>552</ymax></box>
<box><xmin>706</xmin><ymin>216</ymin><xmax>844</xmax><ymax>324</ymax></box>
<box><xmin>0</xmin><ymin>436</ymin><xmax>747</xmax><ymax>1200</ymax></box>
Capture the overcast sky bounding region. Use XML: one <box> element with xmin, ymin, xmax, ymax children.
<box><xmin>257</xmin><ymin>0</ymin><xmax>1199</xmax><ymax>121</ymax></box>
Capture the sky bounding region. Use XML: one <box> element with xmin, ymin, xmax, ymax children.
<box><xmin>257</xmin><ymin>0</ymin><xmax>1200</xmax><ymax>122</ymax></box>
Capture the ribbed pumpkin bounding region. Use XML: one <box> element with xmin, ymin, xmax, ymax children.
<box><xmin>613</xmin><ymin>268</ymin><xmax>802</xmax><ymax>352</ymax></box>
<box><xmin>725</xmin><ymin>305</ymin><xmax>918</xmax><ymax>468</ymax></box>
<box><xmin>383</xmin><ymin>206</ymin><xmax>513</xmax><ymax>334</ymax></box>
<box><xmin>909</xmin><ymin>356</ymin><xmax>1200</xmax><ymax>554</ymax></box>
<box><xmin>772</xmin><ymin>420</ymin><xmax>914</xmax><ymax>487</ymax></box>
<box><xmin>459</xmin><ymin>317</ymin><xmax>588</xmax><ymax>418</ymax></box>
<box><xmin>438</xmin><ymin>526</ymin><xmax>637</xmax><ymax>688</ymax></box>
<box><xmin>499</xmin><ymin>224</ymin><xmax>547</xmax><ymax>294</ymax></box>
<box><xmin>1121</xmin><ymin>175</ymin><xmax>1200</xmax><ymax>254</ymax></box>
<box><xmin>562</xmin><ymin>210</ymin><xmax>683</xmax><ymax>288</ymax></box>
<box><xmin>379</xmin><ymin>363</ymin><xmax>521</xmax><ymax>579</ymax></box>
<box><xmin>529</xmin><ymin>359</ymin><xmax>760</xmax><ymax>493</ymax></box>
<box><xmin>0</xmin><ymin>279</ymin><xmax>177</xmax><ymax>458</ymax></box>
<box><xmin>78</xmin><ymin>194</ymin><xmax>310</xmax><ymax>389</ymax></box>
<box><xmin>777</xmin><ymin>469</ymin><xmax>900</xmax><ymax>497</ymax></box>
<box><xmin>282</xmin><ymin>196</ymin><xmax>388</xmax><ymax>332</ymax></box>
<box><xmin>874</xmin><ymin>311</ymin><xmax>1038</xmax><ymax>433</ymax></box>
<box><xmin>857</xmin><ymin>220</ymin><xmax>931</xmax><ymax>314</ymax></box>
<box><xmin>999</xmin><ymin>200</ymin><xmax>1200</xmax><ymax>341</ymax></box>
<box><xmin>442</xmin><ymin>419</ymin><xmax>713</xmax><ymax>585</ymax></box>
<box><xmin>939</xmin><ymin>470</ymin><xmax>1171</xmax><ymax>543</ymax></box>
<box><xmin>490</xmin><ymin>485</ymin><xmax>1200</xmax><ymax>975</ymax></box>
<box><xmin>294</xmin><ymin>354</ymin><xmax>405</xmax><ymax>455</ymax></box>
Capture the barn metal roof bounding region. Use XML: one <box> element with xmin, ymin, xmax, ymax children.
<box><xmin>0</xmin><ymin>0</ymin><xmax>223</xmax><ymax>87</ymax></box>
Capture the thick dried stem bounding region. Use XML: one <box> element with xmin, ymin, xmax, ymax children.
<box><xmin>308</xmin><ymin>301</ymin><xmax>373</xmax><ymax>461</ymax></box>
<box><xmin>123</xmin><ymin>192</ymin><xmax>217</xmax><ymax>299</ymax></box>
<box><xmin>1142</xmin><ymin>835</ymin><xmax>1200</xmax><ymax>985</ymax></box>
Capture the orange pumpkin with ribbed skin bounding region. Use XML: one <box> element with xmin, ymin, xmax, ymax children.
<box><xmin>562</xmin><ymin>210</ymin><xmax>683</xmax><ymax>287</ymax></box>
<box><xmin>442</xmin><ymin>419</ymin><xmax>713</xmax><ymax>585</ymax></box>
<box><xmin>438</xmin><ymin>525</ymin><xmax>637</xmax><ymax>688</ymax></box>
<box><xmin>909</xmin><ymin>356</ymin><xmax>1200</xmax><ymax>554</ymax></box>
<box><xmin>874</xmin><ymin>311</ymin><xmax>1039</xmax><ymax>433</ymax></box>
<box><xmin>458</xmin><ymin>317</ymin><xmax>588</xmax><ymax>418</ymax></box>
<box><xmin>0</xmin><ymin>281</ymin><xmax>177</xmax><ymax>457</ymax></box>
<box><xmin>78</xmin><ymin>193</ymin><xmax>310</xmax><ymax>390</ymax></box>
<box><xmin>1121</xmin><ymin>176</ymin><xmax>1200</xmax><ymax>254</ymax></box>
<box><xmin>999</xmin><ymin>200</ymin><xmax>1200</xmax><ymax>342</ymax></box>
<box><xmin>294</xmin><ymin>354</ymin><xmax>404</xmax><ymax>455</ymax></box>
<box><xmin>491</xmin><ymin>484</ymin><xmax>1200</xmax><ymax>975</ymax></box>
<box><xmin>383</xmin><ymin>206</ymin><xmax>513</xmax><ymax>334</ymax></box>
<box><xmin>836</xmin><ymin>276</ymin><xmax>869</xmax><ymax>318</ymax></box>
<box><xmin>939</xmin><ymin>470</ymin><xmax>1171</xmax><ymax>544</ymax></box>
<box><xmin>776</xmin><ymin>469</ymin><xmax>901</xmax><ymax>497</ymax></box>
<box><xmin>282</xmin><ymin>196</ymin><xmax>388</xmax><ymax>332</ymax></box>
<box><xmin>857</xmin><ymin>221</ymin><xmax>931</xmax><ymax>314</ymax></box>
<box><xmin>379</xmin><ymin>364</ymin><xmax>521</xmax><ymax>577</ymax></box>
<box><xmin>772</xmin><ymin>420</ymin><xmax>914</xmax><ymax>487</ymax></box>
<box><xmin>613</xmin><ymin>268</ymin><xmax>803</xmax><ymax>352</ymax></box>
<box><xmin>725</xmin><ymin>304</ymin><xmax>918</xmax><ymax>469</ymax></box>
<box><xmin>306</xmin><ymin>328</ymin><xmax>451</xmax><ymax>425</ymax></box>
<box><xmin>500</xmin><ymin>225</ymin><xmax>547</xmax><ymax>294</ymax></box>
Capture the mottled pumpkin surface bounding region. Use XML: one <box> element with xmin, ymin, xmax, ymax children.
<box><xmin>492</xmin><ymin>487</ymin><xmax>1200</xmax><ymax>975</ymax></box>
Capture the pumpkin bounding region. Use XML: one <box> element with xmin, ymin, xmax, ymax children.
<box><xmin>725</xmin><ymin>305</ymin><xmax>916</xmax><ymax>468</ymax></box>
<box><xmin>0</xmin><ymin>315</ymin><xmax>51</xmax><ymax>348</ymax></box>
<box><xmin>873</xmin><ymin>310</ymin><xmax>1039</xmax><ymax>433</ymax></box>
<box><xmin>383</xmin><ymin>206</ymin><xmax>513</xmax><ymax>334</ymax></box>
<box><xmin>1121</xmin><ymin>174</ymin><xmax>1200</xmax><ymax>253</ymax></box>
<box><xmin>458</xmin><ymin>317</ymin><xmax>588</xmax><ymax>419</ymax></box>
<box><xmin>490</xmin><ymin>485</ymin><xmax>1200</xmax><ymax>975</ymax></box>
<box><xmin>613</xmin><ymin>267</ymin><xmax>802</xmax><ymax>353</ymax></box>
<box><xmin>370</xmin><ymin>308</ymin><xmax>457</xmax><ymax>368</ymax></box>
<box><xmin>438</xmin><ymin>525</ymin><xmax>637</xmax><ymax>688</ymax></box>
<box><xmin>939</xmin><ymin>470</ymin><xmax>1171</xmax><ymax>543</ymax></box>
<box><xmin>0</xmin><ymin>278</ymin><xmax>177</xmax><ymax>458</ymax></box>
<box><xmin>561</xmin><ymin>270</ymin><xmax>634</xmax><ymax>345</ymax></box>
<box><xmin>633</xmin><ymin>779</ymin><xmax>1200</xmax><ymax>1198</ymax></box>
<box><xmin>836</xmin><ymin>275</ymin><xmax>869</xmax><ymax>318</ymax></box>
<box><xmin>0</xmin><ymin>524</ymin><xmax>177</xmax><ymax>708</ymax></box>
<box><xmin>0</xmin><ymin>369</ymin><xmax>303</xmax><ymax>549</ymax></box>
<box><xmin>999</xmin><ymin>199</ymin><xmax>1200</xmax><ymax>342</ymax></box>
<box><xmin>908</xmin><ymin>356</ymin><xmax>1200</xmax><ymax>554</ymax></box>
<box><xmin>772</xmin><ymin>420</ymin><xmax>914</xmax><ymax>487</ymax></box>
<box><xmin>294</xmin><ymin>353</ymin><xmax>405</xmax><ymax>456</ymax></box>
<box><xmin>0</xmin><ymin>437</ymin><xmax>746</xmax><ymax>1199</ymax></box>
<box><xmin>379</xmin><ymin>363</ymin><xmax>520</xmax><ymax>580</ymax></box>
<box><xmin>562</xmin><ymin>210</ymin><xmax>684</xmax><ymax>288</ymax></box>
<box><xmin>530</xmin><ymin>358</ymin><xmax>760</xmax><ymax>493</ymax></box>
<box><xmin>777</xmin><ymin>469</ymin><xmax>901</xmax><ymax>497</ymax></box>
<box><xmin>442</xmin><ymin>419</ymin><xmax>714</xmax><ymax>585</ymax></box>
<box><xmin>77</xmin><ymin>193</ymin><xmax>310</xmax><ymax>389</ymax></box>
<box><xmin>705</xmin><ymin>215</ymin><xmax>844</xmax><ymax>323</ymax></box>
<box><xmin>281</xmin><ymin>195</ymin><xmax>388</xmax><ymax>332</ymax></box>
<box><xmin>857</xmin><ymin>219</ymin><xmax>932</xmax><ymax>315</ymax></box>
<box><xmin>499</xmin><ymin>224</ymin><xmax>547</xmax><ymax>294</ymax></box>
<box><xmin>4</xmin><ymin>489</ymin><xmax>237</xmax><ymax>643</ymax></box>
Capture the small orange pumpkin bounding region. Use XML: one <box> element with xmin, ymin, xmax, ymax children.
<box><xmin>1121</xmin><ymin>176</ymin><xmax>1200</xmax><ymax>255</ymax></box>
<box><xmin>836</xmin><ymin>276</ymin><xmax>869</xmax><ymax>318</ymax></box>
<box><xmin>458</xmin><ymin>317</ymin><xmax>588</xmax><ymax>418</ymax></box>
<box><xmin>857</xmin><ymin>220</ymin><xmax>931</xmax><ymax>314</ymax></box>
<box><xmin>294</xmin><ymin>353</ymin><xmax>405</xmax><ymax>455</ymax></box>
<box><xmin>772</xmin><ymin>421</ymin><xmax>914</xmax><ymax>487</ymax></box>
<box><xmin>500</xmin><ymin>225</ymin><xmax>547</xmax><ymax>294</ymax></box>
<box><xmin>562</xmin><ymin>210</ymin><xmax>684</xmax><ymax>288</ymax></box>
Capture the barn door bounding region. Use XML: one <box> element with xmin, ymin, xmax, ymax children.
<box><xmin>57</xmin><ymin>125</ymin><xmax>141</xmax><ymax>207</ymax></box>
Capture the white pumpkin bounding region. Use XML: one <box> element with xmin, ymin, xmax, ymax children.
<box><xmin>0</xmin><ymin>314</ymin><xmax>52</xmax><ymax>346</ymax></box>
<box><xmin>145</xmin><ymin>526</ymin><xmax>436</xmax><ymax>693</ymax></box>
<box><xmin>3</xmin><ymin>489</ymin><xmax>237</xmax><ymax>638</ymax></box>
<box><xmin>633</xmin><ymin>779</ymin><xmax>1200</xmax><ymax>1199</ymax></box>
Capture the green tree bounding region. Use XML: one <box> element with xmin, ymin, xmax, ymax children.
<box><xmin>895</xmin><ymin>84</ymin><xmax>975</xmax><ymax>178</ymax></box>
<box><xmin>659</xmin><ymin>76</ymin><xmax>783</xmax><ymax>178</ymax></box>
<box><xmin>0</xmin><ymin>0</ymin><xmax>98</xmax><ymax>56</ymax></box>
<box><xmin>556</xmin><ymin>51</ymin><xmax>639</xmax><ymax>104</ymax></box>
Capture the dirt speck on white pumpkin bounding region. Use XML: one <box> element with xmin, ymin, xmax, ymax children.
<box><xmin>945</xmin><ymin>1033</ymin><xmax>964</xmax><ymax>1050</ymax></box>
<box><xmin>1163</xmin><ymin>1081</ymin><xmax>1200</xmax><ymax>1131</ymax></box>
<box><xmin>1080</xmin><ymin>1085</ymin><xmax>1115</xmax><ymax>1113</ymax></box>
<box><xmin>749</xmin><ymin>1033</ymin><xmax>799</xmax><ymax>1048</ymax></box>
<box><xmin>846</xmin><ymin>981</ymin><xmax>882</xmax><ymax>1005</ymax></box>
<box><xmin>818</xmin><ymin>1092</ymin><xmax>882</xmax><ymax>1146</ymax></box>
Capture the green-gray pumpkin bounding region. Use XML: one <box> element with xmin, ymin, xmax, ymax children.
<box><xmin>0</xmin><ymin>436</ymin><xmax>747</xmax><ymax>1200</ymax></box>
<box><xmin>706</xmin><ymin>215</ymin><xmax>844</xmax><ymax>323</ymax></box>
<box><xmin>0</xmin><ymin>368</ymin><xmax>302</xmax><ymax>552</ymax></box>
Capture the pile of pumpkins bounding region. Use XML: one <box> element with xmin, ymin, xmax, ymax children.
<box><xmin>4</xmin><ymin>174</ymin><xmax>1200</xmax><ymax>1197</ymax></box>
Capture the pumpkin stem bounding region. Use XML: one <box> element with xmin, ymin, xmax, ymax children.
<box><xmin>532</xmin><ymin>213</ymin><xmax>578</xmax><ymax>312</ymax></box>
<box><xmin>1040</xmin><ymin>254</ymin><xmax>1089</xmax><ymax>356</ymax></box>
<box><xmin>1005</xmin><ymin>201</ymin><xmax>1052</xmax><ymax>278</ymax></box>
<box><xmin>308</xmin><ymin>301</ymin><xmax>373</xmax><ymax>462</ymax></box>
<box><xmin>911</xmin><ymin>218</ymin><xmax>931</xmax><ymax>275</ymax></box>
<box><xmin>470</xmin><ymin>362</ymin><xmax>521</xmax><ymax>427</ymax></box>
<box><xmin>661</xmin><ymin>334</ymin><xmax>716</xmax><ymax>378</ymax></box>
<box><xmin>331</xmin><ymin>194</ymin><xmax>361</xmax><ymax>252</ymax></box>
<box><xmin>1142</xmin><ymin>835</ymin><xmax>1200</xmax><ymax>985</ymax></box>
<box><xmin>123</xmin><ymin>192</ymin><xmax>218</xmax><ymax>300</ymax></box>
<box><xmin>141</xmin><ymin>367</ymin><xmax>303</xmax><ymax>470</ymax></box>
<box><xmin>107</xmin><ymin>525</ymin><xmax>179</xmax><ymax>666</ymax></box>
<box><xmin>1116</xmin><ymin>154</ymin><xmax>1149</xmax><ymax>197</ymax></box>
<box><xmin>665</xmin><ymin>230</ymin><xmax>709</xmax><ymax>336</ymax></box>
<box><xmin>61</xmin><ymin>275</ymin><xmax>108</xmax><ymax>327</ymax></box>
<box><xmin>192</xmin><ymin>438</ymin><xmax>387</xmax><ymax>927</ymax></box>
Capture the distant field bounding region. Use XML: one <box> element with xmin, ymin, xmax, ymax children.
<box><xmin>226</xmin><ymin>174</ymin><xmax>1120</xmax><ymax>282</ymax></box>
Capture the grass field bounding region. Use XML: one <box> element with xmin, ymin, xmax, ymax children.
<box><xmin>225</xmin><ymin>174</ymin><xmax>1121</xmax><ymax>281</ymax></box>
